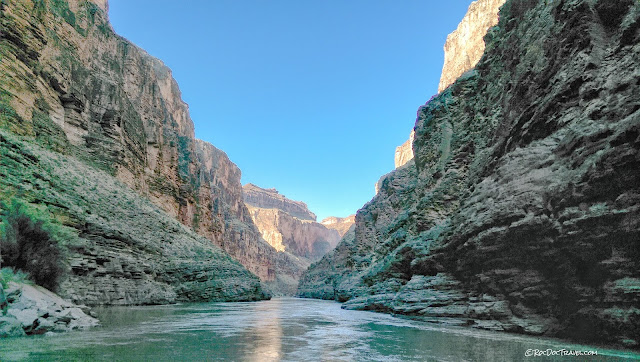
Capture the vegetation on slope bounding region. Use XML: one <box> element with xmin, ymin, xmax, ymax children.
<box><xmin>0</xmin><ymin>130</ymin><xmax>268</xmax><ymax>304</ymax></box>
<box><xmin>0</xmin><ymin>200</ymin><xmax>63</xmax><ymax>291</ymax></box>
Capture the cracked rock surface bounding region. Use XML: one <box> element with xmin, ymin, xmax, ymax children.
<box><xmin>299</xmin><ymin>0</ymin><xmax>640</xmax><ymax>348</ymax></box>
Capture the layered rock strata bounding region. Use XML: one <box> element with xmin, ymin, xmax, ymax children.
<box><xmin>1</xmin><ymin>282</ymin><xmax>99</xmax><ymax>337</ymax></box>
<box><xmin>0</xmin><ymin>0</ymin><xmax>271</xmax><ymax>302</ymax></box>
<box><xmin>321</xmin><ymin>215</ymin><xmax>356</xmax><ymax>237</ymax></box>
<box><xmin>247</xmin><ymin>205</ymin><xmax>341</xmax><ymax>260</ymax></box>
<box><xmin>195</xmin><ymin>141</ymin><xmax>308</xmax><ymax>288</ymax></box>
<box><xmin>391</xmin><ymin>0</ymin><xmax>505</xmax><ymax>172</ymax></box>
<box><xmin>300</xmin><ymin>0</ymin><xmax>640</xmax><ymax>348</ymax></box>
<box><xmin>1</xmin><ymin>0</ymin><xmax>216</xmax><ymax>234</ymax></box>
<box><xmin>244</xmin><ymin>184</ymin><xmax>341</xmax><ymax>260</ymax></box>
<box><xmin>0</xmin><ymin>132</ymin><xmax>268</xmax><ymax>305</ymax></box>
<box><xmin>243</xmin><ymin>183</ymin><xmax>317</xmax><ymax>221</ymax></box>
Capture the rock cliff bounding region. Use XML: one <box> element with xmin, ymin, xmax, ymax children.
<box><xmin>195</xmin><ymin>141</ymin><xmax>308</xmax><ymax>289</ymax></box>
<box><xmin>438</xmin><ymin>0</ymin><xmax>506</xmax><ymax>93</ymax></box>
<box><xmin>0</xmin><ymin>0</ymin><xmax>270</xmax><ymax>303</ymax></box>
<box><xmin>243</xmin><ymin>183</ymin><xmax>317</xmax><ymax>221</ymax></box>
<box><xmin>1</xmin><ymin>0</ymin><xmax>214</xmax><ymax>231</ymax></box>
<box><xmin>244</xmin><ymin>184</ymin><xmax>341</xmax><ymax>260</ymax></box>
<box><xmin>300</xmin><ymin>0</ymin><xmax>640</xmax><ymax>349</ymax></box>
<box><xmin>394</xmin><ymin>131</ymin><xmax>415</xmax><ymax>168</ymax></box>
<box><xmin>321</xmin><ymin>215</ymin><xmax>356</xmax><ymax>237</ymax></box>
<box><xmin>0</xmin><ymin>132</ymin><xmax>268</xmax><ymax>304</ymax></box>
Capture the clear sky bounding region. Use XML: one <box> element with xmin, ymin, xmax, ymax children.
<box><xmin>108</xmin><ymin>1</ymin><xmax>473</xmax><ymax>221</ymax></box>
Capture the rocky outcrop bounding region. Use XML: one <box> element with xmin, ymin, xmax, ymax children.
<box><xmin>243</xmin><ymin>184</ymin><xmax>317</xmax><ymax>221</ymax></box>
<box><xmin>321</xmin><ymin>215</ymin><xmax>356</xmax><ymax>237</ymax></box>
<box><xmin>1</xmin><ymin>282</ymin><xmax>99</xmax><ymax>337</ymax></box>
<box><xmin>394</xmin><ymin>131</ymin><xmax>415</xmax><ymax>168</ymax></box>
<box><xmin>438</xmin><ymin>0</ymin><xmax>505</xmax><ymax>92</ymax></box>
<box><xmin>195</xmin><ymin>141</ymin><xmax>308</xmax><ymax>288</ymax></box>
<box><xmin>300</xmin><ymin>0</ymin><xmax>640</xmax><ymax>349</ymax></box>
<box><xmin>0</xmin><ymin>0</ymin><xmax>218</xmax><ymax>234</ymax></box>
<box><xmin>0</xmin><ymin>0</ymin><xmax>270</xmax><ymax>304</ymax></box>
<box><xmin>247</xmin><ymin>205</ymin><xmax>341</xmax><ymax>260</ymax></box>
<box><xmin>391</xmin><ymin>0</ymin><xmax>502</xmax><ymax>184</ymax></box>
<box><xmin>0</xmin><ymin>131</ymin><xmax>268</xmax><ymax>305</ymax></box>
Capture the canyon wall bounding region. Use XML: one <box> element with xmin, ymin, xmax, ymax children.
<box><xmin>394</xmin><ymin>130</ymin><xmax>415</xmax><ymax>168</ymax></box>
<box><xmin>243</xmin><ymin>183</ymin><xmax>317</xmax><ymax>221</ymax></box>
<box><xmin>0</xmin><ymin>132</ymin><xmax>267</xmax><ymax>305</ymax></box>
<box><xmin>0</xmin><ymin>0</ymin><xmax>272</xmax><ymax>302</ymax></box>
<box><xmin>0</xmin><ymin>0</ymin><xmax>227</xmax><ymax>239</ymax></box>
<box><xmin>195</xmin><ymin>141</ymin><xmax>308</xmax><ymax>289</ymax></box>
<box><xmin>244</xmin><ymin>184</ymin><xmax>341</xmax><ymax>260</ymax></box>
<box><xmin>389</xmin><ymin>0</ymin><xmax>506</xmax><ymax>166</ymax></box>
<box><xmin>437</xmin><ymin>0</ymin><xmax>506</xmax><ymax>93</ymax></box>
<box><xmin>321</xmin><ymin>215</ymin><xmax>356</xmax><ymax>237</ymax></box>
<box><xmin>300</xmin><ymin>0</ymin><xmax>640</xmax><ymax>348</ymax></box>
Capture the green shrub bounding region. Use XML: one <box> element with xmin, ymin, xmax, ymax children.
<box><xmin>0</xmin><ymin>267</ymin><xmax>31</xmax><ymax>289</ymax></box>
<box><xmin>0</xmin><ymin>200</ymin><xmax>63</xmax><ymax>291</ymax></box>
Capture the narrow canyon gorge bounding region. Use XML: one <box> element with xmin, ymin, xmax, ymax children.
<box><xmin>0</xmin><ymin>0</ymin><xmax>344</xmax><ymax>335</ymax></box>
<box><xmin>0</xmin><ymin>0</ymin><xmax>638</xmax><ymax>352</ymax></box>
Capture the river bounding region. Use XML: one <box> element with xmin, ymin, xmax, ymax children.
<box><xmin>1</xmin><ymin>298</ymin><xmax>638</xmax><ymax>361</ymax></box>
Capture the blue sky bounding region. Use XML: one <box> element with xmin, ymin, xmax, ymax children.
<box><xmin>108</xmin><ymin>1</ymin><xmax>473</xmax><ymax>221</ymax></box>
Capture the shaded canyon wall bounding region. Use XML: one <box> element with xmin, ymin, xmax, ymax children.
<box><xmin>299</xmin><ymin>0</ymin><xmax>640</xmax><ymax>348</ymax></box>
<box><xmin>0</xmin><ymin>0</ymin><xmax>281</xmax><ymax>303</ymax></box>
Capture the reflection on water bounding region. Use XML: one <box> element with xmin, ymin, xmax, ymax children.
<box><xmin>1</xmin><ymin>298</ymin><xmax>638</xmax><ymax>361</ymax></box>
<box><xmin>246</xmin><ymin>298</ymin><xmax>283</xmax><ymax>361</ymax></box>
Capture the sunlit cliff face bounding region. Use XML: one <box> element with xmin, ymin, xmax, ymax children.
<box><xmin>243</xmin><ymin>184</ymin><xmax>341</xmax><ymax>260</ymax></box>
<box><xmin>438</xmin><ymin>0</ymin><xmax>506</xmax><ymax>92</ymax></box>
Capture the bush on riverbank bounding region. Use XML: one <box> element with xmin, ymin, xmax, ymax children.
<box><xmin>0</xmin><ymin>200</ymin><xmax>63</xmax><ymax>291</ymax></box>
<box><xmin>0</xmin><ymin>267</ymin><xmax>31</xmax><ymax>289</ymax></box>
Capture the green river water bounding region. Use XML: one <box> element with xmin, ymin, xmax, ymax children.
<box><xmin>1</xmin><ymin>298</ymin><xmax>638</xmax><ymax>361</ymax></box>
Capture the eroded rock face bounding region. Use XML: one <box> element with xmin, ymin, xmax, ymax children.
<box><xmin>243</xmin><ymin>184</ymin><xmax>317</xmax><ymax>221</ymax></box>
<box><xmin>247</xmin><ymin>205</ymin><xmax>341</xmax><ymax>260</ymax></box>
<box><xmin>1</xmin><ymin>0</ymin><xmax>218</xmax><ymax>234</ymax></box>
<box><xmin>195</xmin><ymin>141</ymin><xmax>308</xmax><ymax>288</ymax></box>
<box><xmin>300</xmin><ymin>0</ymin><xmax>640</xmax><ymax>348</ymax></box>
<box><xmin>243</xmin><ymin>184</ymin><xmax>341</xmax><ymax>260</ymax></box>
<box><xmin>438</xmin><ymin>0</ymin><xmax>506</xmax><ymax>93</ymax></box>
<box><xmin>0</xmin><ymin>0</ymin><xmax>270</xmax><ymax>303</ymax></box>
<box><xmin>1</xmin><ymin>282</ymin><xmax>99</xmax><ymax>337</ymax></box>
<box><xmin>0</xmin><ymin>132</ymin><xmax>268</xmax><ymax>305</ymax></box>
<box><xmin>321</xmin><ymin>215</ymin><xmax>356</xmax><ymax>237</ymax></box>
<box><xmin>394</xmin><ymin>130</ymin><xmax>415</xmax><ymax>168</ymax></box>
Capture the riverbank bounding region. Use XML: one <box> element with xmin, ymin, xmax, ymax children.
<box><xmin>0</xmin><ymin>282</ymin><xmax>98</xmax><ymax>338</ymax></box>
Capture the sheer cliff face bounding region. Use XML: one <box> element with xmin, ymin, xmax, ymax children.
<box><xmin>194</xmin><ymin>141</ymin><xmax>308</xmax><ymax>286</ymax></box>
<box><xmin>243</xmin><ymin>184</ymin><xmax>317</xmax><ymax>221</ymax></box>
<box><xmin>394</xmin><ymin>130</ymin><xmax>415</xmax><ymax>168</ymax></box>
<box><xmin>438</xmin><ymin>0</ymin><xmax>506</xmax><ymax>93</ymax></box>
<box><xmin>243</xmin><ymin>184</ymin><xmax>341</xmax><ymax>260</ymax></box>
<box><xmin>397</xmin><ymin>0</ymin><xmax>504</xmax><ymax>170</ymax></box>
<box><xmin>247</xmin><ymin>206</ymin><xmax>340</xmax><ymax>259</ymax></box>
<box><xmin>300</xmin><ymin>0</ymin><xmax>640</xmax><ymax>348</ymax></box>
<box><xmin>0</xmin><ymin>0</ymin><xmax>270</xmax><ymax>303</ymax></box>
<box><xmin>0</xmin><ymin>0</ymin><xmax>219</xmax><ymax>235</ymax></box>
<box><xmin>321</xmin><ymin>215</ymin><xmax>356</xmax><ymax>237</ymax></box>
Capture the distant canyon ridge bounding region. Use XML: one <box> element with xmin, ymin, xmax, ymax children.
<box><xmin>1</xmin><ymin>0</ymin><xmax>637</xmax><ymax>350</ymax></box>
<box><xmin>0</xmin><ymin>0</ymin><xmax>352</xmax><ymax>306</ymax></box>
<box><xmin>243</xmin><ymin>183</ymin><xmax>349</xmax><ymax>261</ymax></box>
